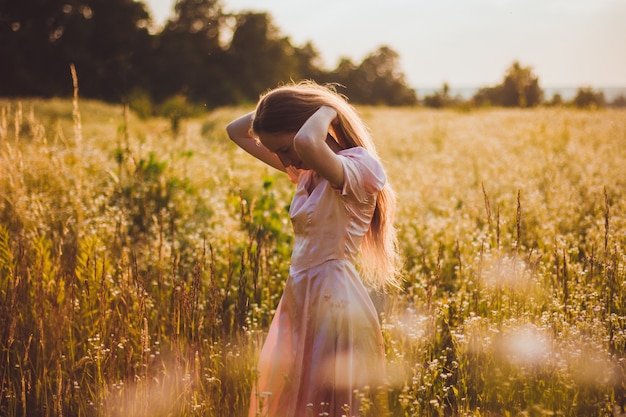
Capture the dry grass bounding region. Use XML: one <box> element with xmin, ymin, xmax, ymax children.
<box><xmin>0</xmin><ymin>99</ymin><xmax>625</xmax><ymax>416</ymax></box>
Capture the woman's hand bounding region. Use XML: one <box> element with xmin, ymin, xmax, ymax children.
<box><xmin>293</xmin><ymin>106</ymin><xmax>344</xmax><ymax>187</ymax></box>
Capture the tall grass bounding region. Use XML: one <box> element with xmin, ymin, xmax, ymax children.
<box><xmin>0</xmin><ymin>97</ymin><xmax>624</xmax><ymax>416</ymax></box>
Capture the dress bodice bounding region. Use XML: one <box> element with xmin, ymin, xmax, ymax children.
<box><xmin>288</xmin><ymin>147</ymin><xmax>386</xmax><ymax>273</ymax></box>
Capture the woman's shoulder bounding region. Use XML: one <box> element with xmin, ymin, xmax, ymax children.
<box><xmin>337</xmin><ymin>146</ymin><xmax>377</xmax><ymax>162</ymax></box>
<box><xmin>338</xmin><ymin>146</ymin><xmax>369</xmax><ymax>157</ymax></box>
<box><xmin>337</xmin><ymin>147</ymin><xmax>382</xmax><ymax>171</ymax></box>
<box><xmin>337</xmin><ymin>147</ymin><xmax>386</xmax><ymax>195</ymax></box>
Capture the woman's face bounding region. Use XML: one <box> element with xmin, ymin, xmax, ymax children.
<box><xmin>259</xmin><ymin>132</ymin><xmax>309</xmax><ymax>170</ymax></box>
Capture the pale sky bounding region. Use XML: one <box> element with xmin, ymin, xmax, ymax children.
<box><xmin>145</xmin><ymin>0</ymin><xmax>626</xmax><ymax>89</ymax></box>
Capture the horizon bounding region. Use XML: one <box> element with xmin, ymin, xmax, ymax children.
<box><xmin>417</xmin><ymin>86</ymin><xmax>626</xmax><ymax>100</ymax></box>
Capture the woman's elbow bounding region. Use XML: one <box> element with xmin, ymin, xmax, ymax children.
<box><xmin>226</xmin><ymin>121</ymin><xmax>245</xmax><ymax>143</ymax></box>
<box><xmin>293</xmin><ymin>132</ymin><xmax>315</xmax><ymax>154</ymax></box>
<box><xmin>225</xmin><ymin>122</ymin><xmax>236</xmax><ymax>140</ymax></box>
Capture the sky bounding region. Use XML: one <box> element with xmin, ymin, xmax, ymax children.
<box><xmin>144</xmin><ymin>0</ymin><xmax>626</xmax><ymax>89</ymax></box>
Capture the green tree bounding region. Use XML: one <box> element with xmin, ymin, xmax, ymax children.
<box><xmin>572</xmin><ymin>87</ymin><xmax>606</xmax><ymax>108</ymax></box>
<box><xmin>151</xmin><ymin>0</ymin><xmax>230</xmax><ymax>105</ymax></box>
<box><xmin>0</xmin><ymin>0</ymin><xmax>153</xmax><ymax>100</ymax></box>
<box><xmin>0</xmin><ymin>0</ymin><xmax>76</xmax><ymax>96</ymax></box>
<box><xmin>293</xmin><ymin>41</ymin><xmax>325</xmax><ymax>81</ymax></box>
<box><xmin>472</xmin><ymin>61</ymin><xmax>543</xmax><ymax>107</ymax></box>
<box><xmin>226</xmin><ymin>12</ymin><xmax>299</xmax><ymax>101</ymax></box>
<box><xmin>500</xmin><ymin>61</ymin><xmax>543</xmax><ymax>107</ymax></box>
<box><xmin>2</xmin><ymin>2</ymin><xmax>416</xmax><ymax>107</ymax></box>
<box><xmin>547</xmin><ymin>93</ymin><xmax>564</xmax><ymax>107</ymax></box>
<box><xmin>63</xmin><ymin>0</ymin><xmax>153</xmax><ymax>101</ymax></box>
<box><xmin>424</xmin><ymin>82</ymin><xmax>460</xmax><ymax>108</ymax></box>
<box><xmin>611</xmin><ymin>94</ymin><xmax>626</xmax><ymax>108</ymax></box>
<box><xmin>327</xmin><ymin>46</ymin><xmax>416</xmax><ymax>106</ymax></box>
<box><xmin>323</xmin><ymin>56</ymin><xmax>357</xmax><ymax>88</ymax></box>
<box><xmin>472</xmin><ymin>85</ymin><xmax>500</xmax><ymax>107</ymax></box>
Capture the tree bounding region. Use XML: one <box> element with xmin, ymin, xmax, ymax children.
<box><xmin>572</xmin><ymin>87</ymin><xmax>606</xmax><ymax>108</ymax></box>
<box><xmin>500</xmin><ymin>61</ymin><xmax>543</xmax><ymax>107</ymax></box>
<box><xmin>292</xmin><ymin>41</ymin><xmax>325</xmax><ymax>81</ymax></box>
<box><xmin>472</xmin><ymin>61</ymin><xmax>543</xmax><ymax>107</ymax></box>
<box><xmin>424</xmin><ymin>82</ymin><xmax>461</xmax><ymax>108</ymax></box>
<box><xmin>2</xmin><ymin>3</ymin><xmax>417</xmax><ymax>107</ymax></box>
<box><xmin>150</xmin><ymin>0</ymin><xmax>229</xmax><ymax>105</ymax></box>
<box><xmin>0</xmin><ymin>0</ymin><xmax>153</xmax><ymax>100</ymax></box>
<box><xmin>547</xmin><ymin>93</ymin><xmax>564</xmax><ymax>107</ymax></box>
<box><xmin>327</xmin><ymin>46</ymin><xmax>416</xmax><ymax>106</ymax></box>
<box><xmin>611</xmin><ymin>94</ymin><xmax>626</xmax><ymax>108</ymax></box>
<box><xmin>0</xmin><ymin>0</ymin><xmax>77</xmax><ymax>96</ymax></box>
<box><xmin>226</xmin><ymin>12</ymin><xmax>299</xmax><ymax>102</ymax></box>
<box><xmin>472</xmin><ymin>86</ymin><xmax>499</xmax><ymax>107</ymax></box>
<box><xmin>322</xmin><ymin>56</ymin><xmax>357</xmax><ymax>89</ymax></box>
<box><xmin>63</xmin><ymin>0</ymin><xmax>153</xmax><ymax>101</ymax></box>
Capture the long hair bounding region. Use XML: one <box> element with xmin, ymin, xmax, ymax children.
<box><xmin>252</xmin><ymin>81</ymin><xmax>399</xmax><ymax>289</ymax></box>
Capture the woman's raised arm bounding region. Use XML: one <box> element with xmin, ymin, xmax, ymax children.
<box><xmin>293</xmin><ymin>106</ymin><xmax>344</xmax><ymax>187</ymax></box>
<box><xmin>226</xmin><ymin>111</ymin><xmax>285</xmax><ymax>172</ymax></box>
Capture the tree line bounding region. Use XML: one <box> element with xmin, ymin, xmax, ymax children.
<box><xmin>424</xmin><ymin>62</ymin><xmax>625</xmax><ymax>110</ymax></box>
<box><xmin>1</xmin><ymin>0</ymin><xmax>623</xmax><ymax>112</ymax></box>
<box><xmin>0</xmin><ymin>0</ymin><xmax>416</xmax><ymax>111</ymax></box>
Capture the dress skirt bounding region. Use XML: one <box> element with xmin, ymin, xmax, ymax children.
<box><xmin>248</xmin><ymin>260</ymin><xmax>388</xmax><ymax>417</ymax></box>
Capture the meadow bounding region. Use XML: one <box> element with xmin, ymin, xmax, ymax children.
<box><xmin>0</xmin><ymin>97</ymin><xmax>625</xmax><ymax>417</ymax></box>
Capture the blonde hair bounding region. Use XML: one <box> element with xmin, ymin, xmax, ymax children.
<box><xmin>252</xmin><ymin>81</ymin><xmax>399</xmax><ymax>290</ymax></box>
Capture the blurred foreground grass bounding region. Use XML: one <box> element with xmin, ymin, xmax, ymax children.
<box><xmin>1</xmin><ymin>98</ymin><xmax>625</xmax><ymax>416</ymax></box>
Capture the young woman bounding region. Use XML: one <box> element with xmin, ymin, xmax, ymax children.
<box><xmin>226</xmin><ymin>81</ymin><xmax>398</xmax><ymax>417</ymax></box>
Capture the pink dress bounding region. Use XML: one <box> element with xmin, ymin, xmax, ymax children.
<box><xmin>249</xmin><ymin>147</ymin><xmax>389</xmax><ymax>417</ymax></box>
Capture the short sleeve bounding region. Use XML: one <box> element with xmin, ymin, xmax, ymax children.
<box><xmin>337</xmin><ymin>147</ymin><xmax>386</xmax><ymax>203</ymax></box>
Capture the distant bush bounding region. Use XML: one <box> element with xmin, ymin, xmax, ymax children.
<box><xmin>127</xmin><ymin>89</ymin><xmax>154</xmax><ymax>119</ymax></box>
<box><xmin>422</xmin><ymin>83</ymin><xmax>465</xmax><ymax>108</ymax></box>
<box><xmin>610</xmin><ymin>94</ymin><xmax>626</xmax><ymax>108</ymax></box>
<box><xmin>546</xmin><ymin>93</ymin><xmax>564</xmax><ymax>107</ymax></box>
<box><xmin>572</xmin><ymin>87</ymin><xmax>606</xmax><ymax>108</ymax></box>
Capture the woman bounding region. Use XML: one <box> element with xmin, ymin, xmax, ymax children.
<box><xmin>226</xmin><ymin>81</ymin><xmax>398</xmax><ymax>417</ymax></box>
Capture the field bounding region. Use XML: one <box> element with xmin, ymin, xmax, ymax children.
<box><xmin>0</xmin><ymin>97</ymin><xmax>625</xmax><ymax>417</ymax></box>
